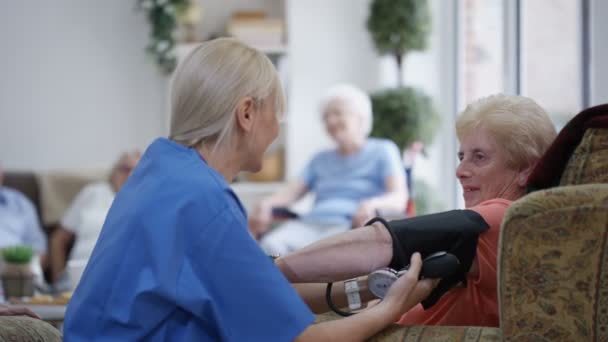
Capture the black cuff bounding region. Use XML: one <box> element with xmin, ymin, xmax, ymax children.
<box><xmin>365</xmin><ymin>210</ymin><xmax>490</xmax><ymax>309</ymax></box>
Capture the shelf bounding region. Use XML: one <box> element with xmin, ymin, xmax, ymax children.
<box><xmin>232</xmin><ymin>181</ymin><xmax>283</xmax><ymax>193</ymax></box>
<box><xmin>231</xmin><ymin>181</ymin><xmax>284</xmax><ymax>212</ymax></box>
<box><xmin>256</xmin><ymin>44</ymin><xmax>288</xmax><ymax>55</ymax></box>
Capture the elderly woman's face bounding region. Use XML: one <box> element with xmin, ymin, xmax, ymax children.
<box><xmin>456</xmin><ymin>126</ymin><xmax>527</xmax><ymax>208</ymax></box>
<box><xmin>322</xmin><ymin>98</ymin><xmax>364</xmax><ymax>146</ymax></box>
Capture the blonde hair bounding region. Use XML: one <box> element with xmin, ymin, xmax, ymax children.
<box><xmin>319</xmin><ymin>84</ymin><xmax>373</xmax><ymax>136</ymax></box>
<box><xmin>169</xmin><ymin>38</ymin><xmax>285</xmax><ymax>149</ymax></box>
<box><xmin>456</xmin><ymin>94</ymin><xmax>557</xmax><ymax>169</ymax></box>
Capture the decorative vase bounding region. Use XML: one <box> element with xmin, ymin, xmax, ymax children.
<box><xmin>178</xmin><ymin>2</ymin><xmax>203</xmax><ymax>43</ymax></box>
<box><xmin>1</xmin><ymin>262</ymin><xmax>34</xmax><ymax>298</ymax></box>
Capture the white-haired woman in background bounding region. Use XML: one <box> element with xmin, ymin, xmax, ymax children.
<box><xmin>250</xmin><ymin>84</ymin><xmax>407</xmax><ymax>255</ymax></box>
<box><xmin>63</xmin><ymin>38</ymin><xmax>434</xmax><ymax>341</ymax></box>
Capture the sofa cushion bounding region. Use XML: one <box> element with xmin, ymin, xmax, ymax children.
<box><xmin>560</xmin><ymin>128</ymin><xmax>608</xmax><ymax>186</ymax></box>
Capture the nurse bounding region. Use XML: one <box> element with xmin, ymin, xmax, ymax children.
<box><xmin>63</xmin><ymin>38</ymin><xmax>434</xmax><ymax>341</ymax></box>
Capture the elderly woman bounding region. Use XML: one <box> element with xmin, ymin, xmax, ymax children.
<box><xmin>250</xmin><ymin>84</ymin><xmax>407</xmax><ymax>255</ymax></box>
<box><xmin>275</xmin><ymin>94</ymin><xmax>557</xmax><ymax>327</ymax></box>
<box><xmin>63</xmin><ymin>38</ymin><xmax>434</xmax><ymax>341</ymax></box>
<box><xmin>48</xmin><ymin>151</ymin><xmax>141</xmax><ymax>286</ymax></box>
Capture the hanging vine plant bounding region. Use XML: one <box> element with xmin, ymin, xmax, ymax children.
<box><xmin>137</xmin><ymin>0</ymin><xmax>190</xmax><ymax>74</ymax></box>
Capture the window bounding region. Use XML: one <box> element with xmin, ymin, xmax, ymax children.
<box><xmin>459</xmin><ymin>0</ymin><xmax>505</xmax><ymax>108</ymax></box>
<box><xmin>521</xmin><ymin>0</ymin><xmax>584</xmax><ymax>129</ymax></box>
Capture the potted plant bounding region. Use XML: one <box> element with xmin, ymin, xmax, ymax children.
<box><xmin>1</xmin><ymin>245</ymin><xmax>35</xmax><ymax>298</ymax></box>
<box><xmin>136</xmin><ymin>0</ymin><xmax>191</xmax><ymax>74</ymax></box>
<box><xmin>370</xmin><ymin>87</ymin><xmax>439</xmax><ymax>150</ymax></box>
<box><xmin>366</xmin><ymin>0</ymin><xmax>440</xmax><ymax>150</ymax></box>
<box><xmin>367</xmin><ymin>0</ymin><xmax>432</xmax><ymax>85</ymax></box>
<box><xmin>366</xmin><ymin>0</ymin><xmax>440</xmax><ymax>215</ymax></box>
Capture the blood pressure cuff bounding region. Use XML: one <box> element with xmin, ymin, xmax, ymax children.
<box><xmin>367</xmin><ymin>209</ymin><xmax>489</xmax><ymax>308</ymax></box>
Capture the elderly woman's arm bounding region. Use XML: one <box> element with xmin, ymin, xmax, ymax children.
<box><xmin>277</xmin><ymin>222</ymin><xmax>393</xmax><ymax>283</ymax></box>
<box><xmin>248</xmin><ymin>180</ymin><xmax>308</xmax><ymax>238</ymax></box>
<box><xmin>49</xmin><ymin>225</ymin><xmax>76</xmax><ymax>283</ymax></box>
<box><xmin>352</xmin><ymin>174</ymin><xmax>407</xmax><ymax>227</ymax></box>
<box><xmin>352</xmin><ymin>140</ymin><xmax>408</xmax><ymax>227</ymax></box>
<box><xmin>0</xmin><ymin>305</ymin><xmax>41</xmax><ymax>319</ymax></box>
<box><xmin>278</xmin><ymin>207</ymin><xmax>486</xmax><ymax>285</ymax></box>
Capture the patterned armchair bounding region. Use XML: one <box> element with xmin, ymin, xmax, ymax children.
<box><xmin>498</xmin><ymin>127</ymin><xmax>608</xmax><ymax>341</ymax></box>
<box><xmin>316</xmin><ymin>122</ymin><xmax>608</xmax><ymax>340</ymax></box>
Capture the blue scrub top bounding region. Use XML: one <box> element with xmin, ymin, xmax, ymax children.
<box><xmin>63</xmin><ymin>138</ymin><xmax>314</xmax><ymax>341</ymax></box>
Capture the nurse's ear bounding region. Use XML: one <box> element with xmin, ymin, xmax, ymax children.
<box><xmin>235</xmin><ymin>97</ymin><xmax>256</xmax><ymax>133</ymax></box>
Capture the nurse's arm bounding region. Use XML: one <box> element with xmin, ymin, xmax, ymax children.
<box><xmin>294</xmin><ymin>254</ymin><xmax>436</xmax><ymax>341</ymax></box>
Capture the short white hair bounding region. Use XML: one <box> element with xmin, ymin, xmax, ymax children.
<box><xmin>456</xmin><ymin>94</ymin><xmax>556</xmax><ymax>169</ymax></box>
<box><xmin>169</xmin><ymin>38</ymin><xmax>285</xmax><ymax>148</ymax></box>
<box><xmin>319</xmin><ymin>84</ymin><xmax>373</xmax><ymax>136</ymax></box>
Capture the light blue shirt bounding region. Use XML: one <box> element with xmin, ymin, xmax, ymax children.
<box><xmin>0</xmin><ymin>187</ymin><xmax>46</xmax><ymax>253</ymax></box>
<box><xmin>300</xmin><ymin>138</ymin><xmax>403</xmax><ymax>225</ymax></box>
<box><xmin>64</xmin><ymin>138</ymin><xmax>314</xmax><ymax>341</ymax></box>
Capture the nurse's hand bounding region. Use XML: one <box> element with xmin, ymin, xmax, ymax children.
<box><xmin>294</xmin><ymin>253</ymin><xmax>438</xmax><ymax>341</ymax></box>
<box><xmin>378</xmin><ymin>253</ymin><xmax>438</xmax><ymax>319</ymax></box>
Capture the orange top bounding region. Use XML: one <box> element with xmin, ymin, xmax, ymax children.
<box><xmin>397</xmin><ymin>198</ymin><xmax>512</xmax><ymax>327</ymax></box>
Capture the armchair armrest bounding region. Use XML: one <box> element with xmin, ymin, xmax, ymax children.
<box><xmin>499</xmin><ymin>183</ymin><xmax>608</xmax><ymax>341</ymax></box>
<box><xmin>314</xmin><ymin>312</ymin><xmax>501</xmax><ymax>341</ymax></box>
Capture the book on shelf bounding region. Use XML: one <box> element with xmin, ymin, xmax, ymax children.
<box><xmin>226</xmin><ymin>11</ymin><xmax>285</xmax><ymax>52</ymax></box>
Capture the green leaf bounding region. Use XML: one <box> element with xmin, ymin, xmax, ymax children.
<box><xmin>2</xmin><ymin>245</ymin><xmax>34</xmax><ymax>264</ymax></box>
<box><xmin>367</xmin><ymin>0</ymin><xmax>431</xmax><ymax>56</ymax></box>
<box><xmin>370</xmin><ymin>87</ymin><xmax>440</xmax><ymax>150</ymax></box>
<box><xmin>137</xmin><ymin>0</ymin><xmax>182</xmax><ymax>74</ymax></box>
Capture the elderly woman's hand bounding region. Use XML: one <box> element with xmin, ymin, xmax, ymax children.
<box><xmin>352</xmin><ymin>200</ymin><xmax>378</xmax><ymax>228</ymax></box>
<box><xmin>0</xmin><ymin>304</ymin><xmax>41</xmax><ymax>319</ymax></box>
<box><xmin>248</xmin><ymin>201</ymin><xmax>273</xmax><ymax>239</ymax></box>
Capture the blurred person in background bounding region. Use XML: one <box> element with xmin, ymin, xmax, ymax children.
<box><xmin>48</xmin><ymin>151</ymin><xmax>140</xmax><ymax>288</ymax></box>
<box><xmin>249</xmin><ymin>84</ymin><xmax>407</xmax><ymax>255</ymax></box>
<box><xmin>0</xmin><ymin>163</ymin><xmax>47</xmax><ymax>285</ymax></box>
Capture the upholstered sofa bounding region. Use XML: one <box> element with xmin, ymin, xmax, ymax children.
<box><xmin>3</xmin><ymin>170</ymin><xmax>106</xmax><ymax>233</ymax></box>
<box><xmin>317</xmin><ymin>119</ymin><xmax>608</xmax><ymax>341</ymax></box>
